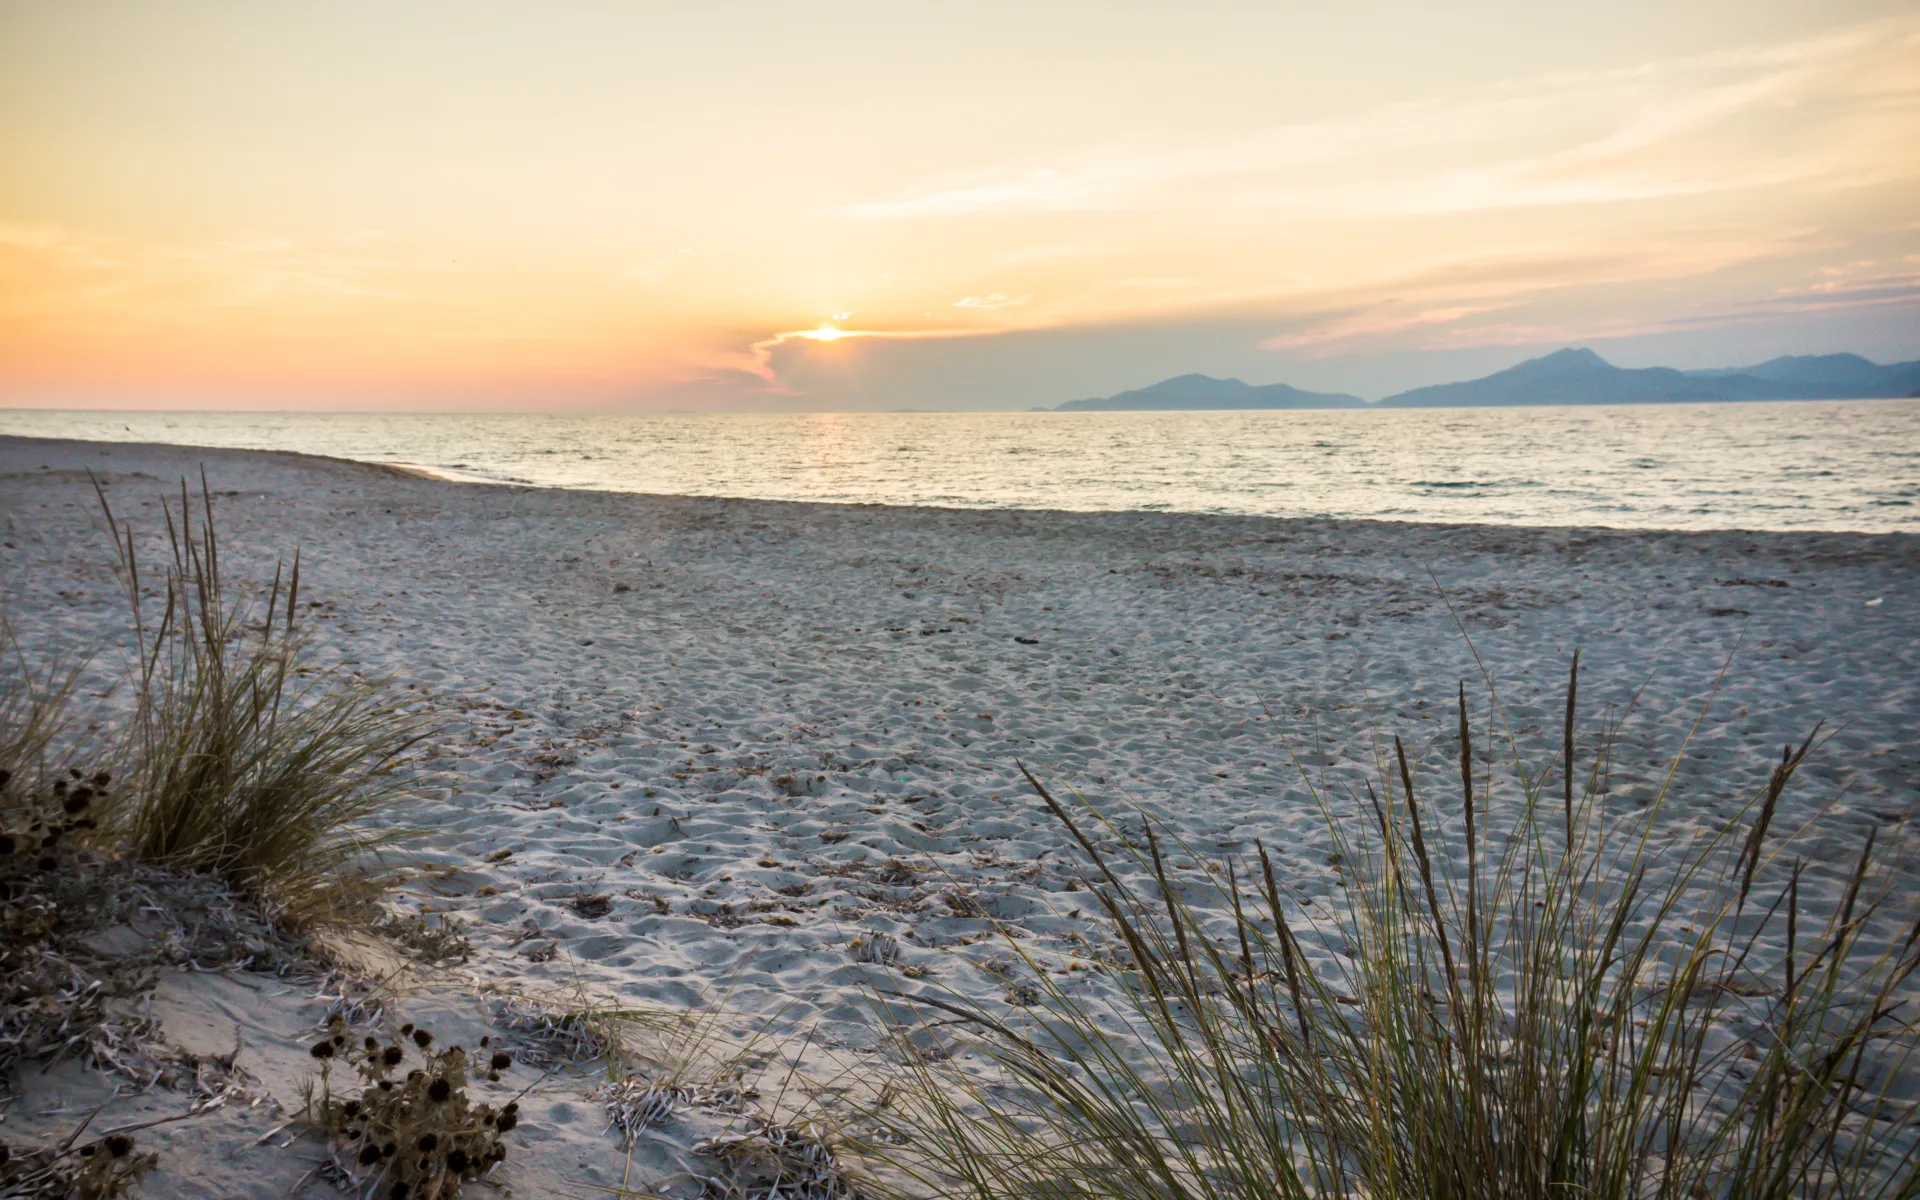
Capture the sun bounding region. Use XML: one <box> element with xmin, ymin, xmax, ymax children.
<box><xmin>796</xmin><ymin>326</ymin><xmax>851</xmax><ymax>342</ymax></box>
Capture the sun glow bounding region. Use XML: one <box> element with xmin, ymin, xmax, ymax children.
<box><xmin>796</xmin><ymin>326</ymin><xmax>851</xmax><ymax>342</ymax></box>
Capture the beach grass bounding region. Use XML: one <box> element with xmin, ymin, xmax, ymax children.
<box><xmin>92</xmin><ymin>474</ymin><xmax>428</xmax><ymax>923</ymax></box>
<box><xmin>3</xmin><ymin>478</ymin><xmax>428</xmax><ymax>1110</ymax></box>
<box><xmin>873</xmin><ymin>659</ymin><xmax>1920</xmax><ymax>1199</ymax></box>
<box><xmin>0</xmin><ymin>623</ymin><xmax>87</xmax><ymax>793</ymax></box>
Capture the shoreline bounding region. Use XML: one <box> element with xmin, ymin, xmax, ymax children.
<box><xmin>6</xmin><ymin>401</ymin><xmax>1916</xmax><ymax>536</ymax></box>
<box><xmin>8</xmin><ymin>431</ymin><xmax>1920</xmax><ymax>545</ymax></box>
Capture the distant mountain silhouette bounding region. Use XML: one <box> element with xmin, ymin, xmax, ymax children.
<box><xmin>1051</xmin><ymin>373</ymin><xmax>1366</xmax><ymax>411</ymax></box>
<box><xmin>1376</xmin><ymin>348</ymin><xmax>1785</xmax><ymax>407</ymax></box>
<box><xmin>1376</xmin><ymin>348</ymin><xmax>1920</xmax><ymax>407</ymax></box>
<box><xmin>1051</xmin><ymin>350</ymin><xmax>1920</xmax><ymax>412</ymax></box>
<box><xmin>1684</xmin><ymin>353</ymin><xmax>1920</xmax><ymax>398</ymax></box>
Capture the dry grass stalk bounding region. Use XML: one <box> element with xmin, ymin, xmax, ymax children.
<box><xmin>92</xmin><ymin>473</ymin><xmax>429</xmax><ymax>923</ymax></box>
<box><xmin>0</xmin><ymin>624</ymin><xmax>88</xmax><ymax>792</ymax></box>
<box><xmin>872</xmin><ymin>656</ymin><xmax>1920</xmax><ymax>1200</ymax></box>
<box><xmin>693</xmin><ymin>1118</ymin><xmax>869</xmax><ymax>1200</ymax></box>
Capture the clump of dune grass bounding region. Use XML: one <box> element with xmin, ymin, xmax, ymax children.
<box><xmin>94</xmin><ymin>474</ymin><xmax>428</xmax><ymax>923</ymax></box>
<box><xmin>3</xmin><ymin>635</ymin><xmax>294</xmax><ymax>1098</ymax></box>
<box><xmin>0</xmin><ymin>623</ymin><xmax>88</xmax><ymax>794</ymax></box>
<box><xmin>874</xmin><ymin>658</ymin><xmax>1920</xmax><ymax>1199</ymax></box>
<box><xmin>1</xmin><ymin>641</ymin><xmax>109</xmax><ymax>1092</ymax></box>
<box><xmin>0</xmin><ymin>623</ymin><xmax>106</xmax><ymax>878</ymax></box>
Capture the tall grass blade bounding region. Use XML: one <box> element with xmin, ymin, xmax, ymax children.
<box><xmin>874</xmin><ymin>658</ymin><xmax>1920</xmax><ymax>1200</ymax></box>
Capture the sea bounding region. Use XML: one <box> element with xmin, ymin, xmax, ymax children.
<box><xmin>2</xmin><ymin>400</ymin><xmax>1916</xmax><ymax>533</ymax></box>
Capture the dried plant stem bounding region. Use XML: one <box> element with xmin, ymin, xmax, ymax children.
<box><xmin>874</xmin><ymin>656</ymin><xmax>1920</xmax><ymax>1200</ymax></box>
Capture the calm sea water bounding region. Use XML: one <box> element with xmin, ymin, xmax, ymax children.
<box><xmin>3</xmin><ymin>402</ymin><xmax>1916</xmax><ymax>533</ymax></box>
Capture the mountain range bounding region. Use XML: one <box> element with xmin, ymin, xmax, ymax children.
<box><xmin>1052</xmin><ymin>373</ymin><xmax>1366</xmax><ymax>411</ymax></box>
<box><xmin>1048</xmin><ymin>349</ymin><xmax>1920</xmax><ymax>411</ymax></box>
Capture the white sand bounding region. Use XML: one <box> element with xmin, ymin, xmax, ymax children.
<box><xmin>3</xmin><ymin>435</ymin><xmax>1916</xmax><ymax>1194</ymax></box>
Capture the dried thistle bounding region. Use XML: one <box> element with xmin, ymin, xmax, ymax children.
<box><xmin>69</xmin><ymin>1133</ymin><xmax>157</xmax><ymax>1200</ymax></box>
<box><xmin>308</xmin><ymin>1019</ymin><xmax>519</xmax><ymax>1200</ymax></box>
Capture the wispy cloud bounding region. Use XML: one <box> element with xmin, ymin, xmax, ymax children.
<box><xmin>840</xmin><ymin>170</ymin><xmax>1101</xmax><ymax>219</ymax></box>
<box><xmin>835</xmin><ymin>16</ymin><xmax>1920</xmax><ymax>222</ymax></box>
<box><xmin>1256</xmin><ymin>228</ymin><xmax>1835</xmax><ymax>353</ymax></box>
<box><xmin>952</xmin><ymin>293</ymin><xmax>1028</xmax><ymax>309</ymax></box>
<box><xmin>732</xmin><ymin>323</ymin><xmax>993</xmax><ymax>387</ymax></box>
<box><xmin>1264</xmin><ymin>303</ymin><xmax>1514</xmax><ymax>352</ymax></box>
<box><xmin>1409</xmin><ymin>273</ymin><xmax>1920</xmax><ymax>352</ymax></box>
<box><xmin>1281</xmin><ymin>257</ymin><xmax>1920</xmax><ymax>354</ymax></box>
<box><xmin>0</xmin><ymin>222</ymin><xmax>403</xmax><ymax>330</ymax></box>
<box><xmin>164</xmin><ymin>237</ymin><xmax>404</xmax><ymax>303</ymax></box>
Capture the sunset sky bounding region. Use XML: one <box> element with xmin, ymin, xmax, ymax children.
<box><xmin>3</xmin><ymin>1</ymin><xmax>1917</xmax><ymax>411</ymax></box>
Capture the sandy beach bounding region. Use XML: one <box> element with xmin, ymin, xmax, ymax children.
<box><xmin>4</xmin><ymin>434</ymin><xmax>1918</xmax><ymax>1194</ymax></box>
